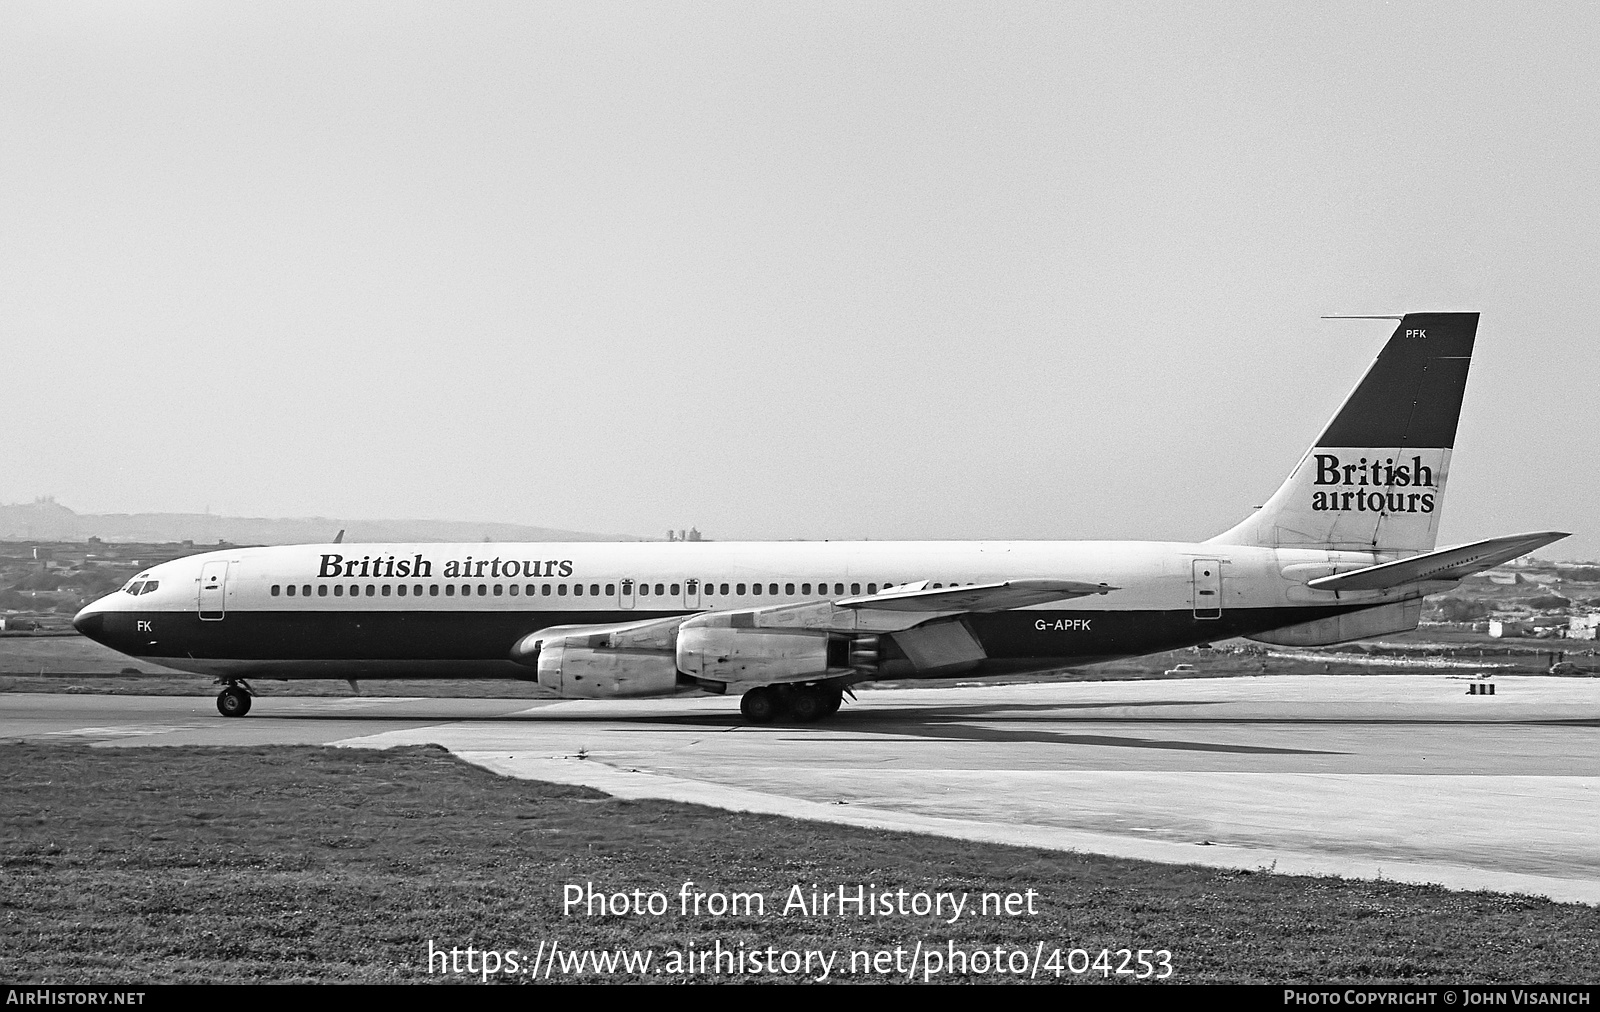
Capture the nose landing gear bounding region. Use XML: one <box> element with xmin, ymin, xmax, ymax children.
<box><xmin>215</xmin><ymin>679</ymin><xmax>254</xmax><ymax>718</ymax></box>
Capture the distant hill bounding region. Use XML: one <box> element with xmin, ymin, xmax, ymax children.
<box><xmin>0</xmin><ymin>498</ymin><xmax>644</xmax><ymax>545</ymax></box>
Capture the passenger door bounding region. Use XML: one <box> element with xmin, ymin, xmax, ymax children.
<box><xmin>198</xmin><ymin>561</ymin><xmax>229</xmax><ymax>621</ymax></box>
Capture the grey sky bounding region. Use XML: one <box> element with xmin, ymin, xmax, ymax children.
<box><xmin>3</xmin><ymin>3</ymin><xmax>1595</xmax><ymax>558</ymax></box>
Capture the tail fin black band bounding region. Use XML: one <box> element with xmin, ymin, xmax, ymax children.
<box><xmin>1317</xmin><ymin>313</ymin><xmax>1477</xmax><ymax>448</ymax></box>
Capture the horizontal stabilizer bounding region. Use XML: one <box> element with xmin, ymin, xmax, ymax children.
<box><xmin>1306</xmin><ymin>532</ymin><xmax>1569</xmax><ymax>592</ymax></box>
<box><xmin>838</xmin><ymin>579</ymin><xmax>1115</xmax><ymax>612</ymax></box>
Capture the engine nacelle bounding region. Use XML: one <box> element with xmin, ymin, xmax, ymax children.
<box><xmin>676</xmin><ymin>625</ymin><xmax>833</xmax><ymax>684</ymax></box>
<box><xmin>536</xmin><ymin>642</ymin><xmax>680</xmax><ymax>698</ymax></box>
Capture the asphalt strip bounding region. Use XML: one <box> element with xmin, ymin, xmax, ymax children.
<box><xmin>442</xmin><ymin>750</ymin><xmax>1600</xmax><ymax>907</ymax></box>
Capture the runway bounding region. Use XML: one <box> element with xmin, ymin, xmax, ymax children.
<box><xmin>4</xmin><ymin>674</ymin><xmax>1598</xmax><ymax>903</ymax></box>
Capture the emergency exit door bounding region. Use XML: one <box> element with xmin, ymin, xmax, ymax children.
<box><xmin>1192</xmin><ymin>560</ymin><xmax>1222</xmax><ymax>620</ymax></box>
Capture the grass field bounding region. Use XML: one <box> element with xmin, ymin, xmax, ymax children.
<box><xmin>2</xmin><ymin>743</ymin><xmax>1597</xmax><ymax>984</ymax></box>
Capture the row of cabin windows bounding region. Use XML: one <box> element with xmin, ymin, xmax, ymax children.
<box><xmin>268</xmin><ymin>580</ymin><xmax>971</xmax><ymax>600</ymax></box>
<box><xmin>269</xmin><ymin>583</ymin><xmax>618</xmax><ymax>598</ymax></box>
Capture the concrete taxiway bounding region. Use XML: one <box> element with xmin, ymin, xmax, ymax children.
<box><xmin>3</xmin><ymin>675</ymin><xmax>1597</xmax><ymax>903</ymax></box>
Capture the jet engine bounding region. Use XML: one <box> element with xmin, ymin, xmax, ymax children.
<box><xmin>676</xmin><ymin>625</ymin><xmax>839</xmax><ymax>684</ymax></box>
<box><xmin>535</xmin><ymin>641</ymin><xmax>680</xmax><ymax>698</ymax></box>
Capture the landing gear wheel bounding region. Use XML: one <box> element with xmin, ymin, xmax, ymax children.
<box><xmin>739</xmin><ymin>686</ymin><xmax>781</xmax><ymax>724</ymax></box>
<box><xmin>217</xmin><ymin>686</ymin><xmax>252</xmax><ymax>718</ymax></box>
<box><xmin>787</xmin><ymin>686</ymin><xmax>830</xmax><ymax>723</ymax></box>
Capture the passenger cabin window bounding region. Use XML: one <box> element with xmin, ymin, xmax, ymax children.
<box><xmin>591</xmin><ymin>584</ymin><xmax>600</xmax><ymax>596</ymax></box>
<box><xmin>303</xmin><ymin>585</ymin><xmax>311</xmax><ymax>596</ymax></box>
<box><xmin>397</xmin><ymin>585</ymin><xmax>407</xmax><ymax>596</ymax></box>
<box><xmin>801</xmin><ymin>583</ymin><xmax>811</xmax><ymax>594</ymax></box>
<box><xmin>366</xmin><ymin>585</ymin><xmax>376</xmax><ymax>597</ymax></box>
<box><xmin>868</xmin><ymin>583</ymin><xmax>877</xmax><ymax>594</ymax></box>
<box><xmin>334</xmin><ymin>585</ymin><xmax>343</xmax><ymax>597</ymax></box>
<box><xmin>720</xmin><ymin>583</ymin><xmax>729</xmax><ymax>595</ymax></box>
<box><xmin>558</xmin><ymin>584</ymin><xmax>567</xmax><ymax>596</ymax></box>
<box><xmin>509</xmin><ymin>584</ymin><xmax>519</xmax><ymax>596</ymax></box>
<box><xmin>381</xmin><ymin>585</ymin><xmax>391</xmax><ymax>597</ymax></box>
<box><xmin>736</xmin><ymin>583</ymin><xmax>746</xmax><ymax>595</ymax></box>
<box><xmin>318</xmin><ymin>585</ymin><xmax>327</xmax><ymax>597</ymax></box>
<box><xmin>851</xmin><ymin>583</ymin><xmax>860</xmax><ymax>594</ymax></box>
<box><xmin>670</xmin><ymin>583</ymin><xmax>680</xmax><ymax>595</ymax></box>
<box><xmin>606</xmin><ymin>584</ymin><xmax>615</xmax><ymax>596</ymax></box>
<box><xmin>542</xmin><ymin>584</ymin><xmax>551</xmax><ymax>596</ymax></box>
<box><xmin>430</xmin><ymin>585</ymin><xmax>439</xmax><ymax>596</ymax></box>
<box><xmin>446</xmin><ymin>585</ymin><xmax>456</xmax><ymax>596</ymax></box>
<box><xmin>786</xmin><ymin>583</ymin><xmax>795</xmax><ymax>595</ymax></box>
<box><xmin>493</xmin><ymin>584</ymin><xmax>503</xmax><ymax>596</ymax></box>
<box><xmin>286</xmin><ymin>585</ymin><xmax>296</xmax><ymax>597</ymax></box>
<box><xmin>271</xmin><ymin>585</ymin><xmax>280</xmax><ymax>596</ymax></box>
<box><xmin>654</xmin><ymin>583</ymin><xmax>664</xmax><ymax>595</ymax></box>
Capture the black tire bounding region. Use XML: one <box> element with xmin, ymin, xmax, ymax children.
<box><xmin>787</xmin><ymin>686</ymin><xmax>829</xmax><ymax>723</ymax></box>
<box><xmin>217</xmin><ymin>687</ymin><xmax>251</xmax><ymax>718</ymax></box>
<box><xmin>739</xmin><ymin>686</ymin><xmax>781</xmax><ymax>724</ymax></box>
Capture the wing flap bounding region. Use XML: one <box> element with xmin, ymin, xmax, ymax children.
<box><xmin>1306</xmin><ymin>531</ymin><xmax>1569</xmax><ymax>592</ymax></box>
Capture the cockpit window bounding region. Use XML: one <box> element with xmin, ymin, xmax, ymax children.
<box><xmin>125</xmin><ymin>581</ymin><xmax>145</xmax><ymax>595</ymax></box>
<box><xmin>137</xmin><ymin>581</ymin><xmax>159</xmax><ymax>595</ymax></box>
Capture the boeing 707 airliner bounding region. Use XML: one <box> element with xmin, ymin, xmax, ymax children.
<box><xmin>72</xmin><ymin>313</ymin><xmax>1567</xmax><ymax>722</ymax></box>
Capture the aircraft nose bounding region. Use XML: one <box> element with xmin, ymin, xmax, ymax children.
<box><xmin>73</xmin><ymin>607</ymin><xmax>104</xmax><ymax>640</ymax></box>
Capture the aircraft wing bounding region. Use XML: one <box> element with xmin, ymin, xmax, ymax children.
<box><xmin>836</xmin><ymin>579</ymin><xmax>1116</xmax><ymax>612</ymax></box>
<box><xmin>509</xmin><ymin>613</ymin><xmax>688</xmax><ymax>663</ymax></box>
<box><xmin>685</xmin><ymin>578</ymin><xmax>1117</xmax><ymax>640</ymax></box>
<box><xmin>1306</xmin><ymin>531</ymin><xmax>1570</xmax><ymax>592</ymax></box>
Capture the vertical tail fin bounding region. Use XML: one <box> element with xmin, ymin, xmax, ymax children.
<box><xmin>1209</xmin><ymin>312</ymin><xmax>1478</xmax><ymax>554</ymax></box>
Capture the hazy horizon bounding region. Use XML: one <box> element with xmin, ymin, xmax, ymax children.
<box><xmin>5</xmin><ymin>4</ymin><xmax>1595</xmax><ymax>559</ymax></box>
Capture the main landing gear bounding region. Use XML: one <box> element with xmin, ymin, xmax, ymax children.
<box><xmin>215</xmin><ymin>679</ymin><xmax>253</xmax><ymax>718</ymax></box>
<box><xmin>739</xmin><ymin>683</ymin><xmax>845</xmax><ymax>724</ymax></box>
